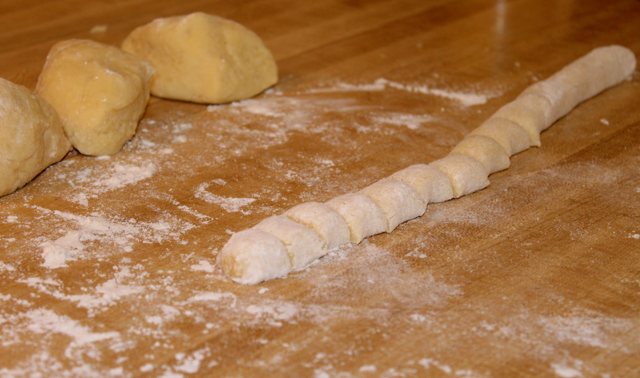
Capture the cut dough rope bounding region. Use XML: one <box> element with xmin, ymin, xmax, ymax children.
<box><xmin>217</xmin><ymin>45</ymin><xmax>636</xmax><ymax>285</ymax></box>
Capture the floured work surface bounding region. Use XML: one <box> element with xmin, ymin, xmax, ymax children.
<box><xmin>1</xmin><ymin>0</ymin><xmax>640</xmax><ymax>377</ymax></box>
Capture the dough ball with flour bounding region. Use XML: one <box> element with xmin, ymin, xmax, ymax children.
<box><xmin>326</xmin><ymin>193</ymin><xmax>388</xmax><ymax>243</ymax></box>
<box><xmin>470</xmin><ymin>118</ymin><xmax>530</xmax><ymax>157</ymax></box>
<box><xmin>358</xmin><ymin>178</ymin><xmax>426</xmax><ymax>232</ymax></box>
<box><xmin>450</xmin><ymin>134</ymin><xmax>510</xmax><ymax>174</ymax></box>
<box><xmin>430</xmin><ymin>155</ymin><xmax>489</xmax><ymax>198</ymax></box>
<box><xmin>0</xmin><ymin>78</ymin><xmax>70</xmax><ymax>197</ymax></box>
<box><xmin>36</xmin><ymin>39</ymin><xmax>154</xmax><ymax>156</ymax></box>
<box><xmin>122</xmin><ymin>12</ymin><xmax>278</xmax><ymax>104</ymax></box>
<box><xmin>391</xmin><ymin>164</ymin><xmax>454</xmax><ymax>203</ymax></box>
<box><xmin>217</xmin><ymin>229</ymin><xmax>291</xmax><ymax>285</ymax></box>
<box><xmin>253</xmin><ymin>215</ymin><xmax>325</xmax><ymax>271</ymax></box>
<box><xmin>490</xmin><ymin>93</ymin><xmax>553</xmax><ymax>147</ymax></box>
<box><xmin>285</xmin><ymin>202</ymin><xmax>351</xmax><ymax>250</ymax></box>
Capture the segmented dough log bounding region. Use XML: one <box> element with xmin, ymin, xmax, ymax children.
<box><xmin>217</xmin><ymin>229</ymin><xmax>291</xmax><ymax>285</ymax></box>
<box><xmin>430</xmin><ymin>155</ymin><xmax>489</xmax><ymax>198</ymax></box>
<box><xmin>390</xmin><ymin>164</ymin><xmax>454</xmax><ymax>203</ymax></box>
<box><xmin>470</xmin><ymin>118</ymin><xmax>530</xmax><ymax>157</ymax></box>
<box><xmin>358</xmin><ymin>178</ymin><xmax>426</xmax><ymax>232</ymax></box>
<box><xmin>0</xmin><ymin>78</ymin><xmax>71</xmax><ymax>197</ymax></box>
<box><xmin>285</xmin><ymin>202</ymin><xmax>350</xmax><ymax>250</ymax></box>
<box><xmin>450</xmin><ymin>134</ymin><xmax>510</xmax><ymax>174</ymax></box>
<box><xmin>326</xmin><ymin>193</ymin><xmax>388</xmax><ymax>243</ymax></box>
<box><xmin>253</xmin><ymin>216</ymin><xmax>325</xmax><ymax>271</ymax></box>
<box><xmin>522</xmin><ymin>45</ymin><xmax>636</xmax><ymax>125</ymax></box>
<box><xmin>490</xmin><ymin>93</ymin><xmax>553</xmax><ymax>147</ymax></box>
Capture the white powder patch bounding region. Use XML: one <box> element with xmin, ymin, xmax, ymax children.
<box><xmin>190</xmin><ymin>260</ymin><xmax>215</xmax><ymax>273</ymax></box>
<box><xmin>90</xmin><ymin>24</ymin><xmax>107</xmax><ymax>33</ymax></box>
<box><xmin>93</xmin><ymin>163</ymin><xmax>156</xmax><ymax>190</ymax></box>
<box><xmin>551</xmin><ymin>362</ymin><xmax>583</xmax><ymax>378</ymax></box>
<box><xmin>40</xmin><ymin>231</ymin><xmax>89</xmax><ymax>269</ymax></box>
<box><xmin>372</xmin><ymin>114</ymin><xmax>436</xmax><ymax>130</ymax></box>
<box><xmin>629</xmin><ymin>233</ymin><xmax>640</xmax><ymax>239</ymax></box>
<box><xmin>245</xmin><ymin>302</ymin><xmax>299</xmax><ymax>323</ymax></box>
<box><xmin>195</xmin><ymin>183</ymin><xmax>255</xmax><ymax>213</ymax></box>
<box><xmin>187</xmin><ymin>292</ymin><xmax>237</xmax><ymax>307</ymax></box>
<box><xmin>599</xmin><ymin>118</ymin><xmax>610</xmax><ymax>125</ymax></box>
<box><xmin>174</xmin><ymin>349</ymin><xmax>206</xmax><ymax>374</ymax></box>
<box><xmin>0</xmin><ymin>261</ymin><xmax>16</xmax><ymax>272</ymax></box>
<box><xmin>418</xmin><ymin>359</ymin><xmax>452</xmax><ymax>374</ymax></box>
<box><xmin>7</xmin><ymin>215</ymin><xmax>17</xmax><ymax>222</ymax></box>
<box><xmin>307</xmin><ymin>78</ymin><xmax>493</xmax><ymax>107</ymax></box>
<box><xmin>359</xmin><ymin>365</ymin><xmax>377</xmax><ymax>372</ymax></box>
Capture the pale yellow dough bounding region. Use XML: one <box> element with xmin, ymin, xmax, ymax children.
<box><xmin>326</xmin><ymin>193</ymin><xmax>388</xmax><ymax>243</ymax></box>
<box><xmin>217</xmin><ymin>229</ymin><xmax>291</xmax><ymax>285</ymax></box>
<box><xmin>253</xmin><ymin>215</ymin><xmax>325</xmax><ymax>271</ymax></box>
<box><xmin>122</xmin><ymin>12</ymin><xmax>278</xmax><ymax>104</ymax></box>
<box><xmin>0</xmin><ymin>78</ymin><xmax>70</xmax><ymax>197</ymax></box>
<box><xmin>470</xmin><ymin>118</ymin><xmax>530</xmax><ymax>157</ymax></box>
<box><xmin>36</xmin><ymin>39</ymin><xmax>154</xmax><ymax>156</ymax></box>
<box><xmin>430</xmin><ymin>155</ymin><xmax>489</xmax><ymax>198</ymax></box>
<box><xmin>285</xmin><ymin>202</ymin><xmax>351</xmax><ymax>250</ymax></box>
<box><xmin>390</xmin><ymin>164</ymin><xmax>454</xmax><ymax>204</ymax></box>
<box><xmin>450</xmin><ymin>134</ymin><xmax>510</xmax><ymax>174</ymax></box>
<box><xmin>490</xmin><ymin>93</ymin><xmax>553</xmax><ymax>147</ymax></box>
<box><xmin>358</xmin><ymin>178</ymin><xmax>426</xmax><ymax>232</ymax></box>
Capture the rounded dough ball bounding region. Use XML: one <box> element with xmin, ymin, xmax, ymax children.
<box><xmin>490</xmin><ymin>93</ymin><xmax>553</xmax><ymax>147</ymax></box>
<box><xmin>470</xmin><ymin>118</ymin><xmax>530</xmax><ymax>157</ymax></box>
<box><xmin>217</xmin><ymin>229</ymin><xmax>291</xmax><ymax>285</ymax></box>
<box><xmin>253</xmin><ymin>215</ymin><xmax>325</xmax><ymax>271</ymax></box>
<box><xmin>122</xmin><ymin>12</ymin><xmax>278</xmax><ymax>104</ymax></box>
<box><xmin>450</xmin><ymin>134</ymin><xmax>510</xmax><ymax>174</ymax></box>
<box><xmin>36</xmin><ymin>39</ymin><xmax>154</xmax><ymax>156</ymax></box>
<box><xmin>325</xmin><ymin>193</ymin><xmax>388</xmax><ymax>244</ymax></box>
<box><xmin>0</xmin><ymin>78</ymin><xmax>70</xmax><ymax>197</ymax></box>
<box><xmin>391</xmin><ymin>164</ymin><xmax>454</xmax><ymax>203</ymax></box>
<box><xmin>430</xmin><ymin>155</ymin><xmax>489</xmax><ymax>198</ymax></box>
<box><xmin>358</xmin><ymin>178</ymin><xmax>426</xmax><ymax>232</ymax></box>
<box><xmin>285</xmin><ymin>202</ymin><xmax>351</xmax><ymax>250</ymax></box>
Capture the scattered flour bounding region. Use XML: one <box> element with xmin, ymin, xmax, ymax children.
<box><xmin>194</xmin><ymin>183</ymin><xmax>255</xmax><ymax>213</ymax></box>
<box><xmin>190</xmin><ymin>260</ymin><xmax>215</xmax><ymax>273</ymax></box>
<box><xmin>551</xmin><ymin>362</ymin><xmax>583</xmax><ymax>378</ymax></box>
<box><xmin>93</xmin><ymin>163</ymin><xmax>156</xmax><ymax>191</ymax></box>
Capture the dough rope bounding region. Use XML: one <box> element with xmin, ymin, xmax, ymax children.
<box><xmin>217</xmin><ymin>45</ymin><xmax>636</xmax><ymax>285</ymax></box>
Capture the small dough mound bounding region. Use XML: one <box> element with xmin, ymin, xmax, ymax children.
<box><xmin>217</xmin><ymin>229</ymin><xmax>291</xmax><ymax>285</ymax></box>
<box><xmin>358</xmin><ymin>178</ymin><xmax>426</xmax><ymax>232</ymax></box>
<box><xmin>470</xmin><ymin>118</ymin><xmax>530</xmax><ymax>157</ymax></box>
<box><xmin>285</xmin><ymin>202</ymin><xmax>351</xmax><ymax>250</ymax></box>
<box><xmin>0</xmin><ymin>78</ymin><xmax>70</xmax><ymax>197</ymax></box>
<box><xmin>36</xmin><ymin>39</ymin><xmax>154</xmax><ymax>156</ymax></box>
<box><xmin>326</xmin><ymin>193</ymin><xmax>388</xmax><ymax>243</ymax></box>
<box><xmin>122</xmin><ymin>12</ymin><xmax>278</xmax><ymax>104</ymax></box>
<box><xmin>391</xmin><ymin>164</ymin><xmax>454</xmax><ymax>203</ymax></box>
<box><xmin>253</xmin><ymin>215</ymin><xmax>325</xmax><ymax>271</ymax></box>
<box><xmin>430</xmin><ymin>155</ymin><xmax>489</xmax><ymax>198</ymax></box>
<box><xmin>490</xmin><ymin>93</ymin><xmax>553</xmax><ymax>147</ymax></box>
<box><xmin>450</xmin><ymin>134</ymin><xmax>510</xmax><ymax>174</ymax></box>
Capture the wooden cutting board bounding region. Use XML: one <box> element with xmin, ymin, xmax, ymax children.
<box><xmin>1</xmin><ymin>0</ymin><xmax>639</xmax><ymax>376</ymax></box>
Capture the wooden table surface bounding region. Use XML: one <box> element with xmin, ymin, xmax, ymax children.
<box><xmin>1</xmin><ymin>0</ymin><xmax>639</xmax><ymax>377</ymax></box>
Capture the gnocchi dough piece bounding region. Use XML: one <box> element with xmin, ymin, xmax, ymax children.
<box><xmin>325</xmin><ymin>193</ymin><xmax>388</xmax><ymax>243</ymax></box>
<box><xmin>430</xmin><ymin>155</ymin><xmax>489</xmax><ymax>198</ymax></box>
<box><xmin>253</xmin><ymin>215</ymin><xmax>325</xmax><ymax>271</ymax></box>
<box><xmin>450</xmin><ymin>135</ymin><xmax>510</xmax><ymax>174</ymax></box>
<box><xmin>36</xmin><ymin>39</ymin><xmax>154</xmax><ymax>156</ymax></box>
<box><xmin>0</xmin><ymin>78</ymin><xmax>71</xmax><ymax>197</ymax></box>
<box><xmin>358</xmin><ymin>178</ymin><xmax>426</xmax><ymax>232</ymax></box>
<box><xmin>217</xmin><ymin>229</ymin><xmax>291</xmax><ymax>285</ymax></box>
<box><xmin>285</xmin><ymin>202</ymin><xmax>351</xmax><ymax>250</ymax></box>
<box><xmin>470</xmin><ymin>118</ymin><xmax>530</xmax><ymax>157</ymax></box>
<box><xmin>390</xmin><ymin>164</ymin><xmax>454</xmax><ymax>204</ymax></box>
<box><xmin>522</xmin><ymin>45</ymin><xmax>636</xmax><ymax>125</ymax></box>
<box><xmin>122</xmin><ymin>12</ymin><xmax>278</xmax><ymax>104</ymax></box>
<box><xmin>490</xmin><ymin>93</ymin><xmax>553</xmax><ymax>147</ymax></box>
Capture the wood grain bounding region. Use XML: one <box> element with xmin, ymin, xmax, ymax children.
<box><xmin>1</xmin><ymin>0</ymin><xmax>639</xmax><ymax>377</ymax></box>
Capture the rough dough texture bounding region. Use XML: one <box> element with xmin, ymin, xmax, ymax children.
<box><xmin>217</xmin><ymin>229</ymin><xmax>291</xmax><ymax>285</ymax></box>
<box><xmin>285</xmin><ymin>202</ymin><xmax>351</xmax><ymax>250</ymax></box>
<box><xmin>36</xmin><ymin>39</ymin><xmax>154</xmax><ymax>156</ymax></box>
<box><xmin>470</xmin><ymin>118</ymin><xmax>530</xmax><ymax>157</ymax></box>
<box><xmin>358</xmin><ymin>178</ymin><xmax>426</xmax><ymax>232</ymax></box>
<box><xmin>122</xmin><ymin>12</ymin><xmax>278</xmax><ymax>104</ymax></box>
<box><xmin>522</xmin><ymin>45</ymin><xmax>636</xmax><ymax>125</ymax></box>
<box><xmin>490</xmin><ymin>93</ymin><xmax>553</xmax><ymax>147</ymax></box>
<box><xmin>326</xmin><ymin>193</ymin><xmax>388</xmax><ymax>243</ymax></box>
<box><xmin>451</xmin><ymin>134</ymin><xmax>510</xmax><ymax>174</ymax></box>
<box><xmin>430</xmin><ymin>155</ymin><xmax>489</xmax><ymax>198</ymax></box>
<box><xmin>253</xmin><ymin>215</ymin><xmax>325</xmax><ymax>271</ymax></box>
<box><xmin>391</xmin><ymin>164</ymin><xmax>454</xmax><ymax>204</ymax></box>
<box><xmin>0</xmin><ymin>78</ymin><xmax>70</xmax><ymax>197</ymax></box>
